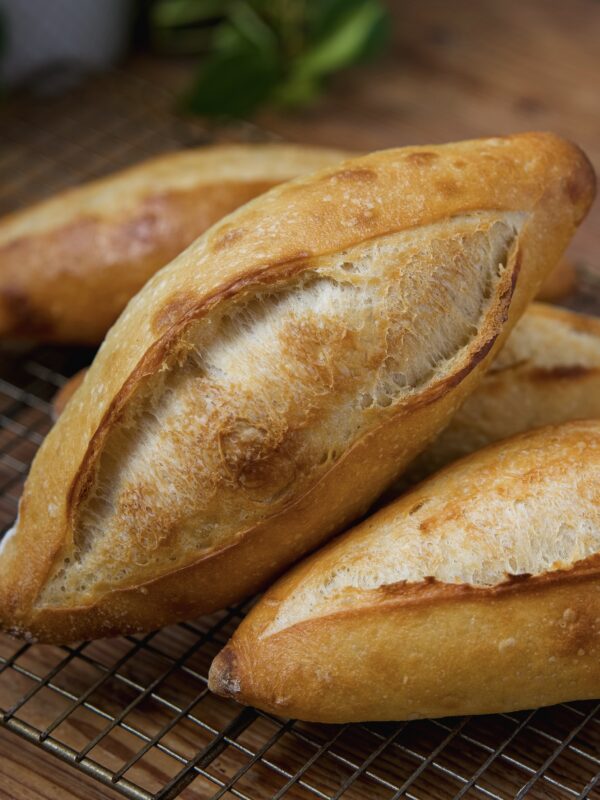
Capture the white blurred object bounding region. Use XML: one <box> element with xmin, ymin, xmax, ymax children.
<box><xmin>0</xmin><ymin>0</ymin><xmax>134</xmax><ymax>87</ymax></box>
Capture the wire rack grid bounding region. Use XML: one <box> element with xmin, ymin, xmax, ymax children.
<box><xmin>1</xmin><ymin>66</ymin><xmax>600</xmax><ymax>800</ymax></box>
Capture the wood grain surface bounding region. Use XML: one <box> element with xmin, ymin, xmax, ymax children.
<box><xmin>0</xmin><ymin>729</ymin><xmax>121</xmax><ymax>800</ymax></box>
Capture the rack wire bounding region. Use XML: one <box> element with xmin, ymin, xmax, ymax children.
<box><xmin>1</xmin><ymin>64</ymin><xmax>600</xmax><ymax>800</ymax></box>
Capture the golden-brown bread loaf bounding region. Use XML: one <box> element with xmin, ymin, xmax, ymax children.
<box><xmin>51</xmin><ymin>370</ymin><xmax>87</xmax><ymax>421</ymax></box>
<box><xmin>403</xmin><ymin>302</ymin><xmax>600</xmax><ymax>483</ymax></box>
<box><xmin>0</xmin><ymin>143</ymin><xmax>353</xmax><ymax>344</ymax></box>
<box><xmin>209</xmin><ymin>420</ymin><xmax>600</xmax><ymax>722</ymax></box>
<box><xmin>0</xmin><ymin>132</ymin><xmax>594</xmax><ymax>643</ymax></box>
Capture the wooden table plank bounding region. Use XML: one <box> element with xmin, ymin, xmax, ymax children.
<box><xmin>0</xmin><ymin>728</ymin><xmax>121</xmax><ymax>800</ymax></box>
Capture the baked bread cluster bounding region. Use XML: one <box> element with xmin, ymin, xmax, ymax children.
<box><xmin>0</xmin><ymin>132</ymin><xmax>597</xmax><ymax>722</ymax></box>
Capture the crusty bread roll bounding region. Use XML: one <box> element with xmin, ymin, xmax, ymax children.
<box><xmin>210</xmin><ymin>420</ymin><xmax>600</xmax><ymax>722</ymax></box>
<box><xmin>0</xmin><ymin>133</ymin><xmax>593</xmax><ymax>643</ymax></box>
<box><xmin>536</xmin><ymin>257</ymin><xmax>576</xmax><ymax>302</ymax></box>
<box><xmin>51</xmin><ymin>370</ymin><xmax>87</xmax><ymax>421</ymax></box>
<box><xmin>0</xmin><ymin>143</ymin><xmax>353</xmax><ymax>344</ymax></box>
<box><xmin>403</xmin><ymin>303</ymin><xmax>600</xmax><ymax>483</ymax></box>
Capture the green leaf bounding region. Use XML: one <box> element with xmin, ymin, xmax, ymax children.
<box><xmin>151</xmin><ymin>26</ymin><xmax>214</xmax><ymax>56</ymax></box>
<box><xmin>308</xmin><ymin>0</ymin><xmax>357</xmax><ymax>38</ymax></box>
<box><xmin>227</xmin><ymin>0</ymin><xmax>278</xmax><ymax>52</ymax></box>
<box><xmin>295</xmin><ymin>0</ymin><xmax>388</xmax><ymax>80</ymax></box>
<box><xmin>213</xmin><ymin>20</ymin><xmax>251</xmax><ymax>53</ymax></box>
<box><xmin>181</xmin><ymin>44</ymin><xmax>281</xmax><ymax>118</ymax></box>
<box><xmin>163</xmin><ymin>0</ymin><xmax>390</xmax><ymax>118</ymax></box>
<box><xmin>272</xmin><ymin>73</ymin><xmax>320</xmax><ymax>108</ymax></box>
<box><xmin>354</xmin><ymin>6</ymin><xmax>390</xmax><ymax>64</ymax></box>
<box><xmin>151</xmin><ymin>0</ymin><xmax>225</xmax><ymax>29</ymax></box>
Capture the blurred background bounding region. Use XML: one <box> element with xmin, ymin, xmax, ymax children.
<box><xmin>0</xmin><ymin>0</ymin><xmax>597</xmax><ymax>282</ymax></box>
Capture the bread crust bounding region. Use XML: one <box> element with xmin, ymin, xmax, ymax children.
<box><xmin>0</xmin><ymin>133</ymin><xmax>594</xmax><ymax>643</ymax></box>
<box><xmin>401</xmin><ymin>302</ymin><xmax>600</xmax><ymax>484</ymax></box>
<box><xmin>52</xmin><ymin>370</ymin><xmax>87</xmax><ymax>420</ymax></box>
<box><xmin>0</xmin><ymin>144</ymin><xmax>353</xmax><ymax>343</ymax></box>
<box><xmin>209</xmin><ymin>421</ymin><xmax>600</xmax><ymax>722</ymax></box>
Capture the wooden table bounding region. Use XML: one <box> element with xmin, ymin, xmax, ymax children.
<box><xmin>0</xmin><ymin>731</ymin><xmax>121</xmax><ymax>799</ymax></box>
<box><xmin>1</xmin><ymin>1</ymin><xmax>599</xmax><ymax>797</ymax></box>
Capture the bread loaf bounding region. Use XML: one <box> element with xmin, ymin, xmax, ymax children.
<box><xmin>210</xmin><ymin>420</ymin><xmax>600</xmax><ymax>722</ymax></box>
<box><xmin>51</xmin><ymin>370</ymin><xmax>87</xmax><ymax>420</ymax></box>
<box><xmin>0</xmin><ymin>133</ymin><xmax>593</xmax><ymax>643</ymax></box>
<box><xmin>403</xmin><ymin>303</ymin><xmax>600</xmax><ymax>483</ymax></box>
<box><xmin>0</xmin><ymin>144</ymin><xmax>353</xmax><ymax>343</ymax></box>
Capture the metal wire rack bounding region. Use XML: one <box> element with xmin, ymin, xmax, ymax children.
<box><xmin>1</xmin><ymin>64</ymin><xmax>600</xmax><ymax>800</ymax></box>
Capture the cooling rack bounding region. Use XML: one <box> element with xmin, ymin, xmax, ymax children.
<box><xmin>1</xmin><ymin>64</ymin><xmax>600</xmax><ymax>800</ymax></box>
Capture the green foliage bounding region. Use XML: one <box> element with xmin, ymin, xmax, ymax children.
<box><xmin>150</xmin><ymin>0</ymin><xmax>390</xmax><ymax>118</ymax></box>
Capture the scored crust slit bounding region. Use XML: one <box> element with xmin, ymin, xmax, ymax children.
<box><xmin>398</xmin><ymin>303</ymin><xmax>600</xmax><ymax>486</ymax></box>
